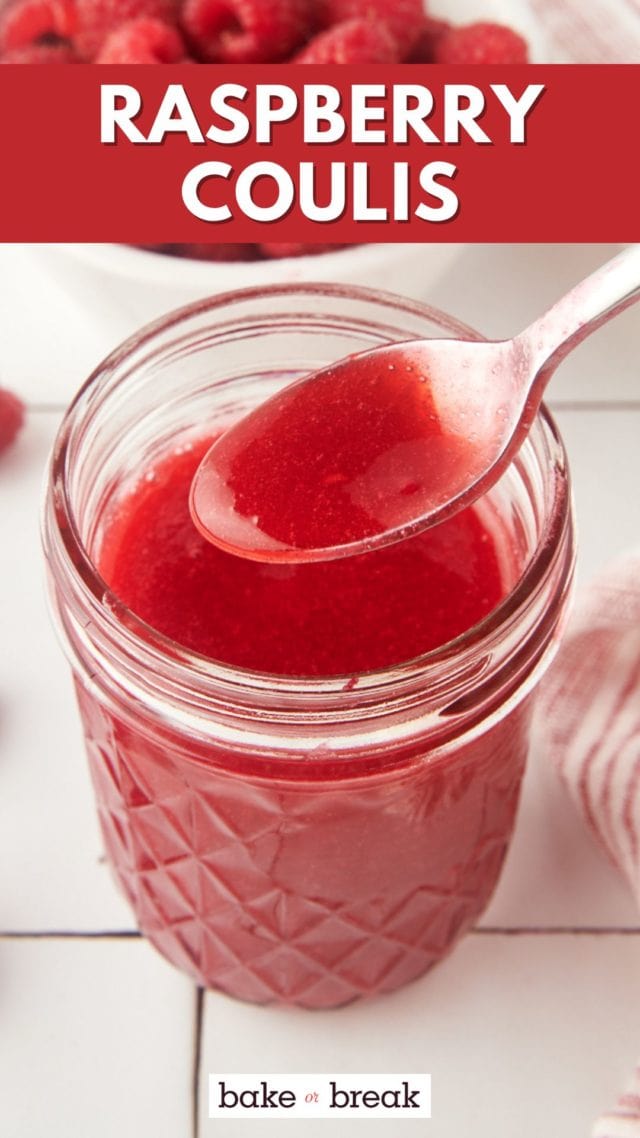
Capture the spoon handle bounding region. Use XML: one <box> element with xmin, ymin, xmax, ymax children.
<box><xmin>516</xmin><ymin>244</ymin><xmax>640</xmax><ymax>396</ymax></box>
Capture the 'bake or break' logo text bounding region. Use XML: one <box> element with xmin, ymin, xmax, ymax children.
<box><xmin>208</xmin><ymin>1074</ymin><xmax>432</xmax><ymax>1119</ymax></box>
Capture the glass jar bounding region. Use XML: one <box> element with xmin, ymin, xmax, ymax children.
<box><xmin>42</xmin><ymin>284</ymin><xmax>575</xmax><ymax>1009</ymax></box>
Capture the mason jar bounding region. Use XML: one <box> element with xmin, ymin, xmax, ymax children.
<box><xmin>42</xmin><ymin>284</ymin><xmax>575</xmax><ymax>1009</ymax></box>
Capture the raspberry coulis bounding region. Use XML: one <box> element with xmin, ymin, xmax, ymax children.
<box><xmin>99</xmin><ymin>434</ymin><xmax>505</xmax><ymax>676</ymax></box>
<box><xmin>81</xmin><ymin>413</ymin><xmax>529</xmax><ymax>1008</ymax></box>
<box><xmin>190</xmin><ymin>344</ymin><xmax>480</xmax><ymax>563</ymax></box>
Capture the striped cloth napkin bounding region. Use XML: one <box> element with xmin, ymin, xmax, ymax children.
<box><xmin>535</xmin><ymin>549</ymin><xmax>640</xmax><ymax>1136</ymax></box>
<box><xmin>525</xmin><ymin>0</ymin><xmax>640</xmax><ymax>61</ymax></box>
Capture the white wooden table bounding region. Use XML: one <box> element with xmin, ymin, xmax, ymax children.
<box><xmin>1</xmin><ymin>242</ymin><xmax>639</xmax><ymax>1137</ymax></box>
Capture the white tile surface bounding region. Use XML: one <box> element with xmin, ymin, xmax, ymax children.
<box><xmin>427</xmin><ymin>243</ymin><xmax>639</xmax><ymax>404</ymax></box>
<box><xmin>483</xmin><ymin>734</ymin><xmax>637</xmax><ymax>928</ymax></box>
<box><xmin>0</xmin><ymin>412</ymin><xmax>134</xmax><ymax>931</ymax></box>
<box><xmin>198</xmin><ymin>933</ymin><xmax>640</xmax><ymax>1138</ymax></box>
<box><xmin>1</xmin><ymin>243</ymin><xmax>640</xmax><ymax>1138</ymax></box>
<box><xmin>0</xmin><ymin>245</ymin><xmax>136</xmax><ymax>408</ymax></box>
<box><xmin>553</xmin><ymin>409</ymin><xmax>640</xmax><ymax>585</ymax></box>
<box><xmin>0</xmin><ymin>936</ymin><xmax>194</xmax><ymax>1138</ymax></box>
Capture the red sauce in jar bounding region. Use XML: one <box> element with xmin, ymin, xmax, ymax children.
<box><xmin>82</xmin><ymin>431</ymin><xmax>527</xmax><ymax>1008</ymax></box>
<box><xmin>99</xmin><ymin>435</ymin><xmax>504</xmax><ymax>676</ymax></box>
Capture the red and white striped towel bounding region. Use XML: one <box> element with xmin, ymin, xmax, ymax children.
<box><xmin>527</xmin><ymin>0</ymin><xmax>640</xmax><ymax>62</ymax></box>
<box><xmin>536</xmin><ymin>549</ymin><xmax>640</xmax><ymax>1136</ymax></box>
<box><xmin>593</xmin><ymin>1064</ymin><xmax>640</xmax><ymax>1138</ymax></box>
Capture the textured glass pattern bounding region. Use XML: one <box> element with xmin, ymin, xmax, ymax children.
<box><xmin>76</xmin><ymin>679</ymin><xmax>528</xmax><ymax>1008</ymax></box>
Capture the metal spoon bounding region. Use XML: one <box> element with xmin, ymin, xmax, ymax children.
<box><xmin>190</xmin><ymin>245</ymin><xmax>640</xmax><ymax>563</ymax></box>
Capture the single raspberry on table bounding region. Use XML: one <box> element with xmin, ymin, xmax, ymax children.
<box><xmin>181</xmin><ymin>0</ymin><xmax>310</xmax><ymax>63</ymax></box>
<box><xmin>434</xmin><ymin>21</ymin><xmax>529</xmax><ymax>64</ymax></box>
<box><xmin>0</xmin><ymin>0</ymin><xmax>74</xmax><ymax>52</ymax></box>
<box><xmin>404</xmin><ymin>16</ymin><xmax>451</xmax><ymax>62</ymax></box>
<box><xmin>295</xmin><ymin>17</ymin><xmax>397</xmax><ymax>63</ymax></box>
<box><xmin>0</xmin><ymin>388</ymin><xmax>25</xmax><ymax>454</ymax></box>
<box><xmin>315</xmin><ymin>0</ymin><xmax>424</xmax><ymax>56</ymax></box>
<box><xmin>0</xmin><ymin>41</ymin><xmax>78</xmax><ymax>58</ymax></box>
<box><xmin>73</xmin><ymin>0</ymin><xmax>179</xmax><ymax>59</ymax></box>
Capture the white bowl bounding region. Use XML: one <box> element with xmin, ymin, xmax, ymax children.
<box><xmin>41</xmin><ymin>242</ymin><xmax>465</xmax><ymax>328</ymax></box>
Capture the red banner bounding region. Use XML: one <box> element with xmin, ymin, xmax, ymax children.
<box><xmin>0</xmin><ymin>64</ymin><xmax>637</xmax><ymax>242</ymax></box>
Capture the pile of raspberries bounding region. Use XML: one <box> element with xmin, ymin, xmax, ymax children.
<box><xmin>0</xmin><ymin>0</ymin><xmax>529</xmax><ymax>65</ymax></box>
<box><xmin>0</xmin><ymin>0</ymin><xmax>529</xmax><ymax>255</ymax></box>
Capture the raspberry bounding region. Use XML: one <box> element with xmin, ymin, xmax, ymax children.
<box><xmin>156</xmin><ymin>243</ymin><xmax>261</xmax><ymax>260</ymax></box>
<box><xmin>181</xmin><ymin>0</ymin><xmax>310</xmax><ymax>63</ymax></box>
<box><xmin>316</xmin><ymin>0</ymin><xmax>423</xmax><ymax>55</ymax></box>
<box><xmin>0</xmin><ymin>41</ymin><xmax>77</xmax><ymax>58</ymax></box>
<box><xmin>295</xmin><ymin>17</ymin><xmax>397</xmax><ymax>63</ymax></box>
<box><xmin>434</xmin><ymin>21</ymin><xmax>529</xmax><ymax>65</ymax></box>
<box><xmin>73</xmin><ymin>0</ymin><xmax>178</xmax><ymax>59</ymax></box>
<box><xmin>96</xmin><ymin>16</ymin><xmax>185</xmax><ymax>60</ymax></box>
<box><xmin>404</xmin><ymin>16</ymin><xmax>451</xmax><ymax>62</ymax></box>
<box><xmin>260</xmin><ymin>242</ymin><xmax>346</xmax><ymax>258</ymax></box>
<box><xmin>0</xmin><ymin>0</ymin><xmax>74</xmax><ymax>52</ymax></box>
<box><xmin>0</xmin><ymin>388</ymin><xmax>25</xmax><ymax>454</ymax></box>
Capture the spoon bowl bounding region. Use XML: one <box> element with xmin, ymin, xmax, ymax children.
<box><xmin>191</xmin><ymin>246</ymin><xmax>640</xmax><ymax>563</ymax></box>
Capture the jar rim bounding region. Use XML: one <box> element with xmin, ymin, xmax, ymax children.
<box><xmin>47</xmin><ymin>281</ymin><xmax>572</xmax><ymax>707</ymax></box>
